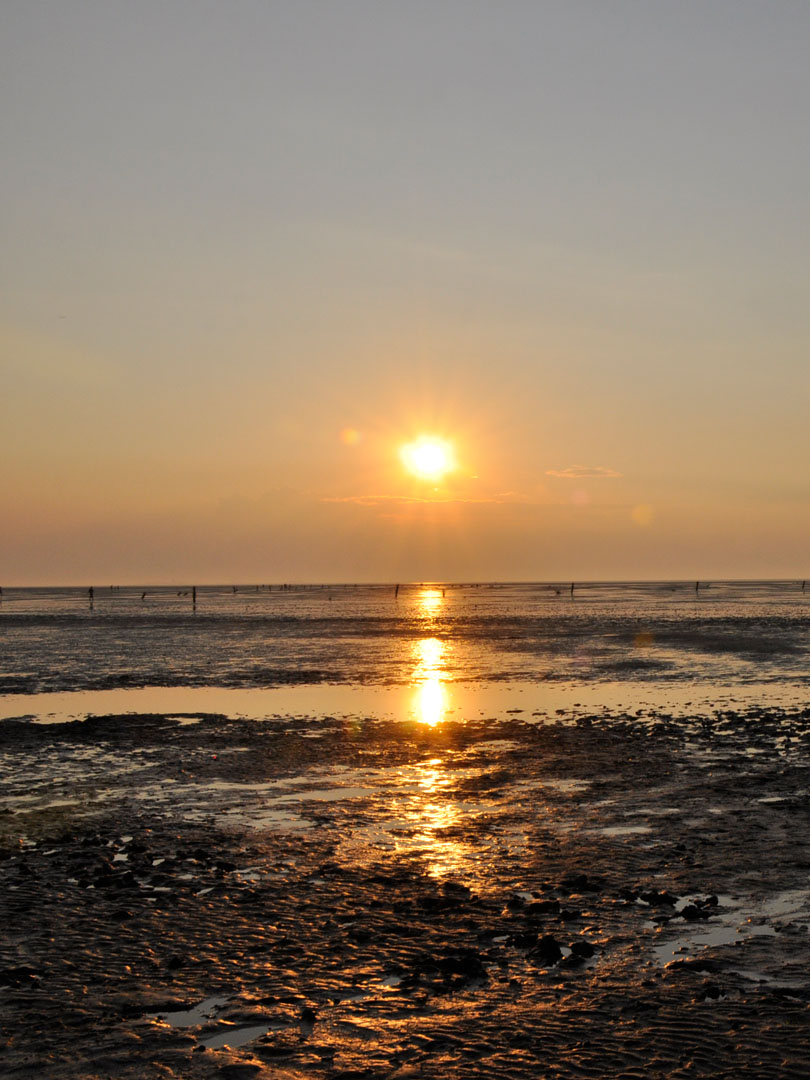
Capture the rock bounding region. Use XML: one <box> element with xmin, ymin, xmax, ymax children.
<box><xmin>442</xmin><ymin>881</ymin><xmax>472</xmax><ymax>899</ymax></box>
<box><xmin>558</xmin><ymin>909</ymin><xmax>582</xmax><ymax>921</ymax></box>
<box><xmin>526</xmin><ymin>899</ymin><xmax>560</xmax><ymax>917</ymax></box>
<box><xmin>560</xmin><ymin>872</ymin><xmax>603</xmax><ymax>894</ymax></box>
<box><xmin>506</xmin><ymin>931</ymin><xmax>538</xmax><ymax>948</ymax></box>
<box><xmin>434</xmin><ymin>948</ymin><xmax>488</xmax><ymax>982</ymax></box>
<box><xmin>638</xmin><ymin>889</ymin><xmax>678</xmax><ymax>907</ymax></box>
<box><xmin>219</xmin><ymin>1064</ymin><xmax>263</xmax><ymax>1080</ymax></box>
<box><xmin>680</xmin><ymin>904</ymin><xmax>708</xmax><ymax>922</ymax></box>
<box><xmin>570</xmin><ymin>939</ymin><xmax>596</xmax><ymax>959</ymax></box>
<box><xmin>0</xmin><ymin>966</ymin><xmax>40</xmax><ymax>988</ymax></box>
<box><xmin>529</xmin><ymin>935</ymin><xmax>562</xmax><ymax>966</ymax></box>
<box><xmin>697</xmin><ymin>981</ymin><xmax>722</xmax><ymax>1001</ymax></box>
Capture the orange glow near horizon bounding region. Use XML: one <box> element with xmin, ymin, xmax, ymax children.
<box><xmin>400</xmin><ymin>437</ymin><xmax>455</xmax><ymax>483</ymax></box>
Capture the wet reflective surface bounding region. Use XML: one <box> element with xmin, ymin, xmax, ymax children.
<box><xmin>4</xmin><ymin>677</ymin><xmax>810</xmax><ymax>728</ymax></box>
<box><xmin>5</xmin><ymin>583</ymin><xmax>810</xmax><ymax>1076</ymax></box>
<box><xmin>3</xmin><ymin>580</ymin><xmax>810</xmax><ymax>696</ymax></box>
<box><xmin>6</xmin><ymin>699</ymin><xmax>810</xmax><ymax>1077</ymax></box>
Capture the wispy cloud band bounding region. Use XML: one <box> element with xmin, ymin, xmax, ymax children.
<box><xmin>545</xmin><ymin>465</ymin><xmax>622</xmax><ymax>480</ymax></box>
<box><xmin>323</xmin><ymin>492</ymin><xmax>528</xmax><ymax>507</ymax></box>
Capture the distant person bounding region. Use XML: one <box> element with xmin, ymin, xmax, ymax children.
<box><xmin>141</xmin><ymin>592</ymin><xmax>147</xmax><ymax>601</ymax></box>
<box><xmin>395</xmin><ymin>584</ymin><xmax>399</xmax><ymax>599</ymax></box>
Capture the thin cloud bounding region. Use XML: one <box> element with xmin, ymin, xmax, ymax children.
<box><xmin>545</xmin><ymin>465</ymin><xmax>623</xmax><ymax>480</ymax></box>
<box><xmin>323</xmin><ymin>492</ymin><xmax>528</xmax><ymax>507</ymax></box>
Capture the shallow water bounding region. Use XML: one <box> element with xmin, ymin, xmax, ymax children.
<box><xmin>2</xmin><ymin>581</ymin><xmax>810</xmax><ymax>698</ymax></box>
<box><xmin>2</xmin><ymin>679</ymin><xmax>810</xmax><ymax>729</ymax></box>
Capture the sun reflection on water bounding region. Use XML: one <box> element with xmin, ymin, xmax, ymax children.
<box><xmin>416</xmin><ymin>587</ymin><xmax>444</xmax><ymax>618</ymax></box>
<box><xmin>412</xmin><ymin>636</ymin><xmax>451</xmax><ymax>726</ymax></box>
<box><xmin>398</xmin><ymin>758</ymin><xmax>469</xmax><ymax>879</ymax></box>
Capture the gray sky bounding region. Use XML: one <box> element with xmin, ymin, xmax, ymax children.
<box><xmin>3</xmin><ymin>1</ymin><xmax>810</xmax><ymax>582</ymax></box>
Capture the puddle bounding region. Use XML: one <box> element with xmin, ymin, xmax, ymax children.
<box><xmin>599</xmin><ymin>825</ymin><xmax>653</xmax><ymax>836</ymax></box>
<box><xmin>154</xmin><ymin>995</ymin><xmax>229</xmax><ymax>1027</ymax></box>
<box><xmin>653</xmin><ymin>896</ymin><xmax>783</xmax><ymax>967</ymax></box>
<box><xmin>6</xmin><ymin>680</ymin><xmax>810</xmax><ymax>728</ymax></box>
<box><xmin>201</xmin><ymin>1022</ymin><xmax>280</xmax><ymax>1049</ymax></box>
<box><xmin>269</xmin><ymin>786</ymin><xmax>377</xmax><ymax>804</ymax></box>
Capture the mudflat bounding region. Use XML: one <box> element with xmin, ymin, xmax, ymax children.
<box><xmin>3</xmin><ymin>705</ymin><xmax>810</xmax><ymax>1079</ymax></box>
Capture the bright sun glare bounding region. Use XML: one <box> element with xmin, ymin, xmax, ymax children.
<box><xmin>400</xmin><ymin>437</ymin><xmax>455</xmax><ymax>482</ymax></box>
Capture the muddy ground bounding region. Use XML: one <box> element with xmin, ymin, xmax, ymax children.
<box><xmin>3</xmin><ymin>704</ymin><xmax>810</xmax><ymax>1079</ymax></box>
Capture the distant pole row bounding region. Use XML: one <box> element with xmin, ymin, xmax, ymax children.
<box><xmin>5</xmin><ymin>580</ymin><xmax>807</xmax><ymax>615</ymax></box>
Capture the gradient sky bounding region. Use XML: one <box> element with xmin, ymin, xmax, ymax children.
<box><xmin>3</xmin><ymin>1</ymin><xmax>810</xmax><ymax>584</ymax></box>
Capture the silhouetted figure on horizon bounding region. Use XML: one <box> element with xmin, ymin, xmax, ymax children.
<box><xmin>395</xmin><ymin>584</ymin><xmax>399</xmax><ymax>599</ymax></box>
<box><xmin>192</xmin><ymin>586</ymin><xmax>197</xmax><ymax>609</ymax></box>
<box><xmin>570</xmin><ymin>582</ymin><xmax>575</xmax><ymax>596</ymax></box>
<box><xmin>141</xmin><ymin>592</ymin><xmax>147</xmax><ymax>601</ymax></box>
<box><xmin>88</xmin><ymin>586</ymin><xmax>94</xmax><ymax>608</ymax></box>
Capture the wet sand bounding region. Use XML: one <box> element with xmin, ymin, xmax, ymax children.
<box><xmin>3</xmin><ymin>705</ymin><xmax>810</xmax><ymax>1078</ymax></box>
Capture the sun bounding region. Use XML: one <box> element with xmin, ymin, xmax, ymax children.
<box><xmin>400</xmin><ymin>437</ymin><xmax>455</xmax><ymax>482</ymax></box>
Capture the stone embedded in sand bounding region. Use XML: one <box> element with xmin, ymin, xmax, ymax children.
<box><xmin>638</xmin><ymin>889</ymin><xmax>678</xmax><ymax>907</ymax></box>
<box><xmin>433</xmin><ymin>948</ymin><xmax>488</xmax><ymax>984</ymax></box>
<box><xmin>506</xmin><ymin>931</ymin><xmax>538</xmax><ymax>949</ymax></box>
<box><xmin>526</xmin><ymin>899</ymin><xmax>560</xmax><ymax>917</ymax></box>
<box><xmin>560</xmin><ymin>873</ymin><xmax>603</xmax><ymax>894</ymax></box>
<box><xmin>442</xmin><ymin>881</ymin><xmax>471</xmax><ymax>894</ymax></box>
<box><xmin>529</xmin><ymin>935</ymin><xmax>563</xmax><ymax>966</ymax></box>
<box><xmin>0</xmin><ymin>965</ymin><xmax>40</xmax><ymax>987</ymax></box>
<box><xmin>569</xmin><ymin>939</ymin><xmax>596</xmax><ymax>959</ymax></box>
<box><xmin>219</xmin><ymin>1064</ymin><xmax>263</xmax><ymax>1080</ymax></box>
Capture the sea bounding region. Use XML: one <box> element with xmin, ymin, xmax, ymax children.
<box><xmin>1</xmin><ymin>580</ymin><xmax>809</xmax><ymax>725</ymax></box>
